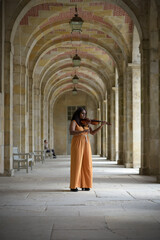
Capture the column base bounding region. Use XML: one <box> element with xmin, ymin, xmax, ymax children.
<box><xmin>0</xmin><ymin>169</ymin><xmax>14</xmax><ymax>177</ymax></box>
<box><xmin>157</xmin><ymin>175</ymin><xmax>160</xmax><ymax>183</ymax></box>
<box><xmin>117</xmin><ymin>159</ymin><xmax>123</xmax><ymax>165</ymax></box>
<box><xmin>125</xmin><ymin>163</ymin><xmax>133</xmax><ymax>168</ymax></box>
<box><xmin>139</xmin><ymin>167</ymin><xmax>150</xmax><ymax>175</ymax></box>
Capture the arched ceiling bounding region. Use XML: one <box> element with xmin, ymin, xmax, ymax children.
<box><xmin>13</xmin><ymin>0</ymin><xmax>134</xmax><ymax>105</ymax></box>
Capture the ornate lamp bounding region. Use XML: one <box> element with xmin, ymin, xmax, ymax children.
<box><xmin>72</xmin><ymin>74</ymin><xmax>79</xmax><ymax>84</ymax></box>
<box><xmin>72</xmin><ymin>86</ymin><xmax>78</xmax><ymax>95</ymax></box>
<box><xmin>69</xmin><ymin>6</ymin><xmax>84</xmax><ymax>33</ymax></box>
<box><xmin>72</xmin><ymin>50</ymin><xmax>81</xmax><ymax>66</ymax></box>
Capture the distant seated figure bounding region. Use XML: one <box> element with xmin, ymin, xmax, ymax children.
<box><xmin>44</xmin><ymin>140</ymin><xmax>56</xmax><ymax>158</ymax></box>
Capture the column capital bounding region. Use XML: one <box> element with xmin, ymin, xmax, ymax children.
<box><xmin>128</xmin><ymin>63</ymin><xmax>140</xmax><ymax>69</ymax></box>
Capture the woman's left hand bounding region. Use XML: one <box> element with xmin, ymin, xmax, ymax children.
<box><xmin>101</xmin><ymin>121</ymin><xmax>106</xmax><ymax>126</ymax></box>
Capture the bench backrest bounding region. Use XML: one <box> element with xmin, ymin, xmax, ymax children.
<box><xmin>13</xmin><ymin>147</ymin><xmax>19</xmax><ymax>160</ymax></box>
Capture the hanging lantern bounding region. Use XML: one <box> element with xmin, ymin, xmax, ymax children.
<box><xmin>72</xmin><ymin>74</ymin><xmax>79</xmax><ymax>84</ymax></box>
<box><xmin>72</xmin><ymin>86</ymin><xmax>78</xmax><ymax>95</ymax></box>
<box><xmin>69</xmin><ymin>6</ymin><xmax>84</xmax><ymax>33</ymax></box>
<box><xmin>72</xmin><ymin>52</ymin><xmax>81</xmax><ymax>66</ymax></box>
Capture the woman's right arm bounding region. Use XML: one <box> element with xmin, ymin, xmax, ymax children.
<box><xmin>69</xmin><ymin>121</ymin><xmax>89</xmax><ymax>135</ymax></box>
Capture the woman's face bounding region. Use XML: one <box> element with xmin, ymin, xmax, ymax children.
<box><xmin>80</xmin><ymin>110</ymin><xmax>86</xmax><ymax>119</ymax></box>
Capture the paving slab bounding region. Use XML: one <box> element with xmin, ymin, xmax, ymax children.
<box><xmin>0</xmin><ymin>157</ymin><xmax>160</xmax><ymax>240</ymax></box>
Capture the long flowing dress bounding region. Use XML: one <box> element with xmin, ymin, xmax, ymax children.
<box><xmin>70</xmin><ymin>120</ymin><xmax>92</xmax><ymax>189</ymax></box>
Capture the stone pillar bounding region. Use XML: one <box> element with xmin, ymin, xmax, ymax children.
<box><xmin>117</xmin><ymin>79</ymin><xmax>124</xmax><ymax>165</ymax></box>
<box><xmin>20</xmin><ymin>65</ymin><xmax>26</xmax><ymax>152</ymax></box>
<box><xmin>33</xmin><ymin>86</ymin><xmax>41</xmax><ymax>150</ymax></box>
<box><xmin>43</xmin><ymin>98</ymin><xmax>48</xmax><ymax>141</ymax></box>
<box><xmin>149</xmin><ymin>0</ymin><xmax>160</xmax><ymax>177</ymax></box>
<box><xmin>48</xmin><ymin>103</ymin><xmax>50</xmax><ymax>148</ymax></box>
<box><xmin>40</xmin><ymin>94</ymin><xmax>43</xmax><ymax>149</ymax></box>
<box><xmin>29</xmin><ymin>76</ymin><xmax>33</xmax><ymax>152</ymax></box>
<box><xmin>107</xmin><ymin>92</ymin><xmax>111</xmax><ymax>160</ymax></box>
<box><xmin>102</xmin><ymin>100</ymin><xmax>107</xmax><ymax>157</ymax></box>
<box><xmin>157</xmin><ymin>6</ymin><xmax>160</xmax><ymax>182</ymax></box>
<box><xmin>131</xmin><ymin>64</ymin><xmax>141</xmax><ymax>168</ymax></box>
<box><xmin>97</xmin><ymin>106</ymin><xmax>101</xmax><ymax>155</ymax></box>
<box><xmin>125</xmin><ymin>65</ymin><xmax>133</xmax><ymax>168</ymax></box>
<box><xmin>50</xmin><ymin>103</ymin><xmax>54</xmax><ymax>149</ymax></box>
<box><xmin>13</xmin><ymin>61</ymin><xmax>21</xmax><ymax>151</ymax></box>
<box><xmin>13</xmin><ymin>59</ymin><xmax>27</xmax><ymax>152</ymax></box>
<box><xmin>131</xmin><ymin>25</ymin><xmax>141</xmax><ymax>168</ymax></box>
<box><xmin>0</xmin><ymin>0</ymin><xmax>4</xmax><ymax>174</ymax></box>
<box><xmin>25</xmin><ymin>69</ymin><xmax>29</xmax><ymax>152</ymax></box>
<box><xmin>110</xmin><ymin>89</ymin><xmax>115</xmax><ymax>161</ymax></box>
<box><xmin>115</xmin><ymin>85</ymin><xmax>119</xmax><ymax>162</ymax></box>
<box><xmin>4</xmin><ymin>41</ymin><xmax>14</xmax><ymax>176</ymax></box>
<box><xmin>139</xmin><ymin>40</ymin><xmax>150</xmax><ymax>175</ymax></box>
<box><xmin>105</xmin><ymin>93</ymin><xmax>109</xmax><ymax>159</ymax></box>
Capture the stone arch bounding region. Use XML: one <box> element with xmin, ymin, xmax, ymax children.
<box><xmin>10</xmin><ymin>0</ymin><xmax>143</xmax><ymax>44</ymax></box>
<box><xmin>43</xmin><ymin>71</ymin><xmax>105</xmax><ymax>102</ymax></box>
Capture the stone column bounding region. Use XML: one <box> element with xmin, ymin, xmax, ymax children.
<box><xmin>13</xmin><ymin>61</ymin><xmax>21</xmax><ymax>151</ymax></box>
<box><xmin>25</xmin><ymin>69</ymin><xmax>29</xmax><ymax>152</ymax></box>
<box><xmin>97</xmin><ymin>106</ymin><xmax>101</xmax><ymax>155</ymax></box>
<box><xmin>0</xmin><ymin>0</ymin><xmax>5</xmax><ymax>174</ymax></box>
<box><xmin>125</xmin><ymin>65</ymin><xmax>133</xmax><ymax>168</ymax></box>
<box><xmin>40</xmin><ymin>94</ymin><xmax>43</xmax><ymax>149</ymax></box>
<box><xmin>110</xmin><ymin>89</ymin><xmax>115</xmax><ymax>161</ymax></box>
<box><xmin>157</xmin><ymin>6</ymin><xmax>160</xmax><ymax>182</ymax></box>
<box><xmin>29</xmin><ymin>76</ymin><xmax>33</xmax><ymax>152</ymax></box>
<box><xmin>107</xmin><ymin>92</ymin><xmax>111</xmax><ymax>160</ymax></box>
<box><xmin>102</xmin><ymin>100</ymin><xmax>107</xmax><ymax>157</ymax></box>
<box><xmin>43</xmin><ymin>98</ymin><xmax>48</xmax><ymax>141</ymax></box>
<box><xmin>117</xmin><ymin>78</ymin><xmax>124</xmax><ymax>165</ymax></box>
<box><xmin>4</xmin><ymin>41</ymin><xmax>14</xmax><ymax>175</ymax></box>
<box><xmin>33</xmin><ymin>86</ymin><xmax>41</xmax><ymax>150</ymax></box>
<box><xmin>139</xmin><ymin>40</ymin><xmax>150</xmax><ymax>175</ymax></box>
<box><xmin>149</xmin><ymin>0</ymin><xmax>160</xmax><ymax>177</ymax></box>
<box><xmin>115</xmin><ymin>85</ymin><xmax>119</xmax><ymax>162</ymax></box>
<box><xmin>13</xmin><ymin>59</ymin><xmax>27</xmax><ymax>153</ymax></box>
<box><xmin>47</xmin><ymin>102</ymin><xmax>52</xmax><ymax>149</ymax></box>
<box><xmin>105</xmin><ymin>93</ymin><xmax>109</xmax><ymax>159</ymax></box>
<box><xmin>131</xmin><ymin>64</ymin><xmax>141</xmax><ymax>168</ymax></box>
<box><xmin>50</xmin><ymin>103</ymin><xmax>54</xmax><ymax>149</ymax></box>
<box><xmin>20</xmin><ymin>65</ymin><xmax>26</xmax><ymax>153</ymax></box>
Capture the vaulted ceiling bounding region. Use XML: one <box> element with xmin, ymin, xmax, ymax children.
<box><xmin>14</xmin><ymin>1</ymin><xmax>134</xmax><ymax>104</ymax></box>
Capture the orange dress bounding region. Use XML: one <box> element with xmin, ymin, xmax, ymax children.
<box><xmin>70</xmin><ymin>120</ymin><xmax>92</xmax><ymax>189</ymax></box>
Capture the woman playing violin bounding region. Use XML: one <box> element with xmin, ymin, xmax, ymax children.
<box><xmin>69</xmin><ymin>107</ymin><xmax>107</xmax><ymax>192</ymax></box>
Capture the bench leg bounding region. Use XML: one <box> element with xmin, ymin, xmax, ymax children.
<box><xmin>18</xmin><ymin>162</ymin><xmax>20</xmax><ymax>171</ymax></box>
<box><xmin>26</xmin><ymin>161</ymin><xmax>28</xmax><ymax>173</ymax></box>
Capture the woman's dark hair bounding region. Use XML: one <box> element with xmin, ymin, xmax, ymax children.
<box><xmin>71</xmin><ymin>107</ymin><xmax>87</xmax><ymax>126</ymax></box>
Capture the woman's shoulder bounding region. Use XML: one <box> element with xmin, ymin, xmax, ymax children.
<box><xmin>71</xmin><ymin>120</ymin><xmax>77</xmax><ymax>124</ymax></box>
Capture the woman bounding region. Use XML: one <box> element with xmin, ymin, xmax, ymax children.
<box><xmin>69</xmin><ymin>107</ymin><xmax>106</xmax><ymax>192</ymax></box>
<box><xmin>44</xmin><ymin>139</ymin><xmax>56</xmax><ymax>158</ymax></box>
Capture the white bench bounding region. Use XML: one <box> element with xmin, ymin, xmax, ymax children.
<box><xmin>13</xmin><ymin>147</ymin><xmax>33</xmax><ymax>173</ymax></box>
<box><xmin>34</xmin><ymin>150</ymin><xmax>45</xmax><ymax>163</ymax></box>
<box><xmin>45</xmin><ymin>149</ymin><xmax>52</xmax><ymax>159</ymax></box>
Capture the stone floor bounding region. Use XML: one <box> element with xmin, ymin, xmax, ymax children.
<box><xmin>0</xmin><ymin>156</ymin><xmax>160</xmax><ymax>240</ymax></box>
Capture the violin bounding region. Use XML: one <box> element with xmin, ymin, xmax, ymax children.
<box><xmin>81</xmin><ymin>118</ymin><xmax>111</xmax><ymax>126</ymax></box>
